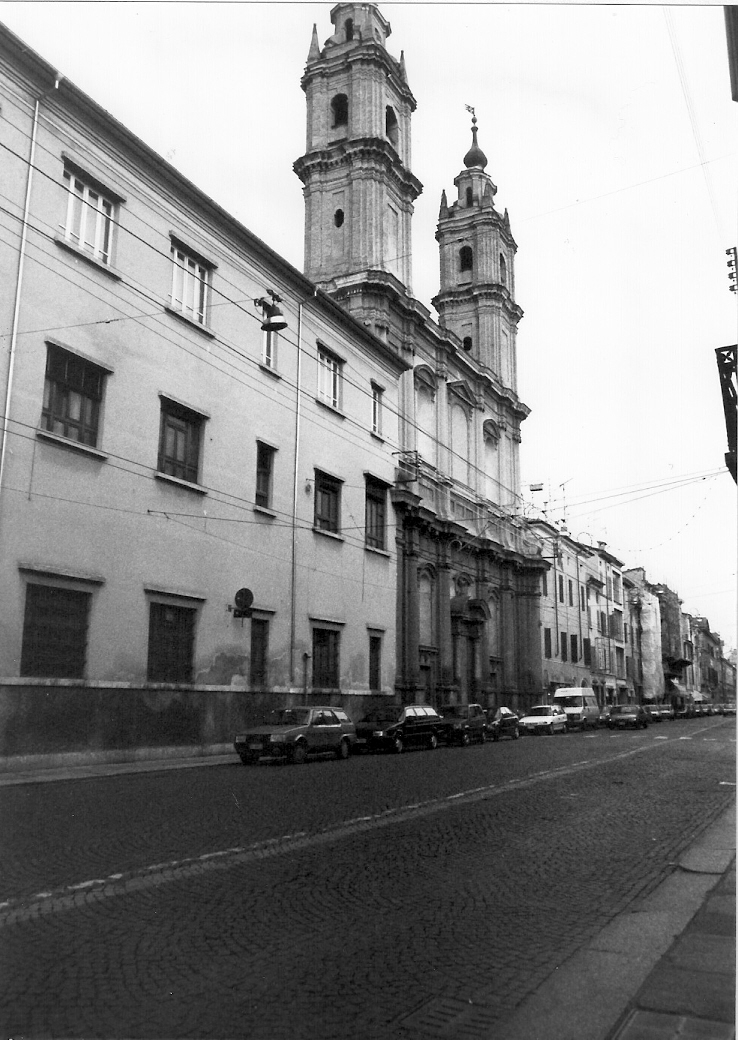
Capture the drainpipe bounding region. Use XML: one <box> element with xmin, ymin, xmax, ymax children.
<box><xmin>289</xmin><ymin>300</ymin><xmax>304</xmax><ymax>687</ymax></box>
<box><xmin>1</xmin><ymin>75</ymin><xmax>63</xmax><ymax>499</ymax></box>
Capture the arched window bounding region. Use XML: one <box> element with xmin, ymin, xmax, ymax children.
<box><xmin>331</xmin><ymin>94</ymin><xmax>348</xmax><ymax>128</ymax></box>
<box><xmin>345</xmin><ymin>18</ymin><xmax>354</xmax><ymax>40</ymax></box>
<box><xmin>462</xmin><ymin>336</ymin><xmax>472</xmax><ymax>352</ymax></box>
<box><xmin>385</xmin><ymin>106</ymin><xmax>399</xmax><ymax>149</ymax></box>
<box><xmin>451</xmin><ymin>403</ymin><xmax>470</xmax><ymax>485</ymax></box>
<box><xmin>419</xmin><ymin>570</ymin><xmax>435</xmax><ymax>646</ymax></box>
<box><xmin>334</xmin><ymin>209</ymin><xmax>344</xmax><ymax>228</ymax></box>
<box><xmin>500</xmin><ymin>253</ymin><xmax>507</xmax><ymax>285</ymax></box>
<box><xmin>459</xmin><ymin>246</ymin><xmax>473</xmax><ymax>273</ymax></box>
<box><xmin>465</xmin><ymin>187</ymin><xmax>473</xmax><ymax>207</ymax></box>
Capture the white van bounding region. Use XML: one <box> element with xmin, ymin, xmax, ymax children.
<box><xmin>553</xmin><ymin>688</ymin><xmax>600</xmax><ymax>730</ymax></box>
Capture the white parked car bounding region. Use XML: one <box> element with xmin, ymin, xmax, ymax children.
<box><xmin>519</xmin><ymin>704</ymin><xmax>568</xmax><ymax>736</ymax></box>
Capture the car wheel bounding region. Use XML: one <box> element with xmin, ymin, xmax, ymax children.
<box><xmin>549</xmin><ymin>723</ymin><xmax>555</xmax><ymax>735</ymax></box>
<box><xmin>460</xmin><ymin>732</ymin><xmax>471</xmax><ymax>747</ymax></box>
<box><xmin>291</xmin><ymin>742</ymin><xmax>308</xmax><ymax>765</ymax></box>
<box><xmin>336</xmin><ymin>738</ymin><xmax>350</xmax><ymax>760</ymax></box>
<box><xmin>239</xmin><ymin>752</ymin><xmax>257</xmax><ymax>766</ymax></box>
<box><xmin>428</xmin><ymin>732</ymin><xmax>438</xmax><ymax>750</ymax></box>
<box><xmin>492</xmin><ymin>731</ymin><xmax>500</xmax><ymax>742</ymax></box>
<box><xmin>581</xmin><ymin>719</ymin><xmax>588</xmax><ymax>731</ymax></box>
<box><xmin>393</xmin><ymin>735</ymin><xmax>404</xmax><ymax>754</ymax></box>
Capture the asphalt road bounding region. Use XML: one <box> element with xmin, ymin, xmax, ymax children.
<box><xmin>0</xmin><ymin>718</ymin><xmax>734</xmax><ymax>1040</ymax></box>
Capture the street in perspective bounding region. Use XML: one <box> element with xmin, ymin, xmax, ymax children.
<box><xmin>1</xmin><ymin>715</ymin><xmax>735</xmax><ymax>1039</ymax></box>
<box><xmin>0</xmin><ymin>3</ymin><xmax>736</xmax><ymax>1039</ymax></box>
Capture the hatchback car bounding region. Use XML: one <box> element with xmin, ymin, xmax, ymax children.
<box><xmin>518</xmin><ymin>704</ymin><xmax>568</xmax><ymax>735</ymax></box>
<box><xmin>354</xmin><ymin>704</ymin><xmax>444</xmax><ymax>754</ymax></box>
<box><xmin>436</xmin><ymin>703</ymin><xmax>487</xmax><ymax>746</ymax></box>
<box><xmin>486</xmin><ymin>707</ymin><xmax>520</xmax><ymax>741</ymax></box>
<box><xmin>607</xmin><ymin>704</ymin><xmax>649</xmax><ymax>730</ymax></box>
<box><xmin>234</xmin><ymin>706</ymin><xmax>356</xmax><ymax>765</ymax></box>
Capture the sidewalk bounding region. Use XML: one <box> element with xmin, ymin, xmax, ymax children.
<box><xmin>495</xmin><ymin>803</ymin><xmax>736</xmax><ymax>1040</ymax></box>
<box><xmin>0</xmin><ymin>752</ymin><xmax>734</xmax><ymax>1040</ymax></box>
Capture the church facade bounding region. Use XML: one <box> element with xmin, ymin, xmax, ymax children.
<box><xmin>295</xmin><ymin>3</ymin><xmax>546</xmax><ymax>710</ymax></box>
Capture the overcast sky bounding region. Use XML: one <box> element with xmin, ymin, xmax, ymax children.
<box><xmin>1</xmin><ymin>1</ymin><xmax>736</xmax><ymax>649</ymax></box>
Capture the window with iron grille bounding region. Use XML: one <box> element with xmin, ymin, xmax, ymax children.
<box><xmin>255</xmin><ymin>442</ymin><xmax>276</xmax><ymax>509</ymax></box>
<box><xmin>158</xmin><ymin>398</ymin><xmax>204</xmax><ymax>483</ymax></box>
<box><xmin>250</xmin><ymin>618</ymin><xmax>269</xmax><ymax>687</ymax></box>
<box><xmin>170</xmin><ymin>241</ymin><xmax>210</xmax><ymax>325</ymax></box>
<box><xmin>313</xmin><ymin>628</ymin><xmax>340</xmax><ymax>688</ymax></box>
<box><xmin>544</xmin><ymin>627</ymin><xmax>552</xmax><ymax>659</ymax></box>
<box><xmin>61</xmin><ymin>168</ymin><xmax>114</xmax><ymax>265</ymax></box>
<box><xmin>20</xmin><ymin>583</ymin><xmax>91</xmax><ymax>678</ymax></box>
<box><xmin>314</xmin><ymin>470</ymin><xmax>341</xmax><ymax>533</ymax></box>
<box><xmin>561</xmin><ymin>632</ymin><xmax>568</xmax><ymax>661</ymax></box>
<box><xmin>365</xmin><ymin>476</ymin><xmax>387</xmax><ymax>550</ymax></box>
<box><xmin>42</xmin><ymin>344</ymin><xmax>105</xmax><ymax>447</ymax></box>
<box><xmin>147</xmin><ymin>601</ymin><xmax>196</xmax><ymax>683</ymax></box>
<box><xmin>317</xmin><ymin>346</ymin><xmax>343</xmax><ymax>409</ymax></box>
<box><xmin>369</xmin><ymin>634</ymin><xmax>382</xmax><ymax>691</ymax></box>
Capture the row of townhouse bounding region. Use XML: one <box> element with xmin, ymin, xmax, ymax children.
<box><xmin>526</xmin><ymin>524</ymin><xmax>736</xmax><ymax>708</ymax></box>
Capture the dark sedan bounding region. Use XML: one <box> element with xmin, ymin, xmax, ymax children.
<box><xmin>607</xmin><ymin>704</ymin><xmax>649</xmax><ymax>730</ymax></box>
<box><xmin>355</xmin><ymin>704</ymin><xmax>444</xmax><ymax>754</ymax></box>
<box><xmin>486</xmin><ymin>707</ymin><xmax>520</xmax><ymax>741</ymax></box>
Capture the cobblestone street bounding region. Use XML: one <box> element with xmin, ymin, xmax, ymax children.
<box><xmin>0</xmin><ymin>722</ymin><xmax>734</xmax><ymax>1039</ymax></box>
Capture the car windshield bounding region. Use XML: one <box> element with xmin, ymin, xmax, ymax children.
<box><xmin>439</xmin><ymin>706</ymin><xmax>466</xmax><ymax>718</ymax></box>
<box><xmin>610</xmin><ymin>706</ymin><xmax>634</xmax><ymax>715</ymax></box>
<box><xmin>555</xmin><ymin>696</ymin><xmax>583</xmax><ymax>708</ymax></box>
<box><xmin>360</xmin><ymin>707</ymin><xmax>403</xmax><ymax>725</ymax></box>
<box><xmin>268</xmin><ymin>708</ymin><xmax>311</xmax><ymax>726</ymax></box>
<box><xmin>527</xmin><ymin>706</ymin><xmax>552</xmax><ymax>717</ymax></box>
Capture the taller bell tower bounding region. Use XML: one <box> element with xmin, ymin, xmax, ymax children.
<box><xmin>294</xmin><ymin>3</ymin><xmax>422</xmax><ymax>305</ymax></box>
<box><xmin>433</xmin><ymin>114</ymin><xmax>523</xmax><ymax>392</ymax></box>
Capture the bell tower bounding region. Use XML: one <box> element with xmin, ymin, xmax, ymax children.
<box><xmin>294</xmin><ymin>3</ymin><xmax>422</xmax><ymax>299</ymax></box>
<box><xmin>433</xmin><ymin>113</ymin><xmax>523</xmax><ymax>391</ymax></box>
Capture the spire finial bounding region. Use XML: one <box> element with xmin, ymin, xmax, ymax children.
<box><xmin>307</xmin><ymin>23</ymin><xmax>320</xmax><ymax>63</ymax></box>
<box><xmin>463</xmin><ymin>105</ymin><xmax>488</xmax><ymax>170</ymax></box>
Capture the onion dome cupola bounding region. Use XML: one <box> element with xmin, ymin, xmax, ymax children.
<box><xmin>432</xmin><ymin>110</ymin><xmax>523</xmax><ymax>391</ymax></box>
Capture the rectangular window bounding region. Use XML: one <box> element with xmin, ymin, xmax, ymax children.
<box><xmin>147</xmin><ymin>601</ymin><xmax>196</xmax><ymax>683</ymax></box>
<box><xmin>568</xmin><ymin>580</ymin><xmax>574</xmax><ymax>606</ymax></box>
<box><xmin>255</xmin><ymin>442</ymin><xmax>276</xmax><ymax>509</ymax></box>
<box><xmin>369</xmin><ymin>633</ymin><xmax>382</xmax><ymax>691</ymax></box>
<box><xmin>314</xmin><ymin>470</ymin><xmax>342</xmax><ymax>533</ymax></box>
<box><xmin>580</xmin><ymin>586</ymin><xmax>586</xmax><ymax>610</ymax></box>
<box><xmin>583</xmin><ymin>638</ymin><xmax>592</xmax><ymax>666</ymax></box>
<box><xmin>558</xmin><ymin>575</ymin><xmax>564</xmax><ymax>603</ymax></box>
<box><xmin>542</xmin><ymin>572</ymin><xmax>548</xmax><ymax>597</ymax></box>
<box><xmin>371</xmin><ymin>383</ymin><xmax>383</xmax><ymax>436</ymax></box>
<box><xmin>20</xmin><ymin>583</ymin><xmax>91</xmax><ymax>678</ymax></box>
<box><xmin>544</xmin><ymin>628</ymin><xmax>552</xmax><ymax>659</ymax></box>
<box><xmin>158</xmin><ymin>398</ymin><xmax>204</xmax><ymax>483</ymax></box>
<box><xmin>365</xmin><ymin>476</ymin><xmax>387</xmax><ymax>550</ymax></box>
<box><xmin>62</xmin><ymin>168</ymin><xmax>114</xmax><ymax>264</ymax></box>
<box><xmin>570</xmin><ymin>634</ymin><xmax>578</xmax><ymax>662</ymax></box>
<box><xmin>42</xmin><ymin>344</ymin><xmax>105</xmax><ymax>447</ymax></box>
<box><xmin>170</xmin><ymin>242</ymin><xmax>210</xmax><ymax>325</ymax></box>
<box><xmin>313</xmin><ymin>628</ymin><xmax>340</xmax><ymax>688</ymax></box>
<box><xmin>250</xmin><ymin>618</ymin><xmax>269</xmax><ymax>687</ymax></box>
<box><xmin>317</xmin><ymin>346</ymin><xmax>343</xmax><ymax>409</ymax></box>
<box><xmin>263</xmin><ymin>329</ymin><xmax>278</xmax><ymax>370</ymax></box>
<box><xmin>561</xmin><ymin>632</ymin><xmax>568</xmax><ymax>661</ymax></box>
